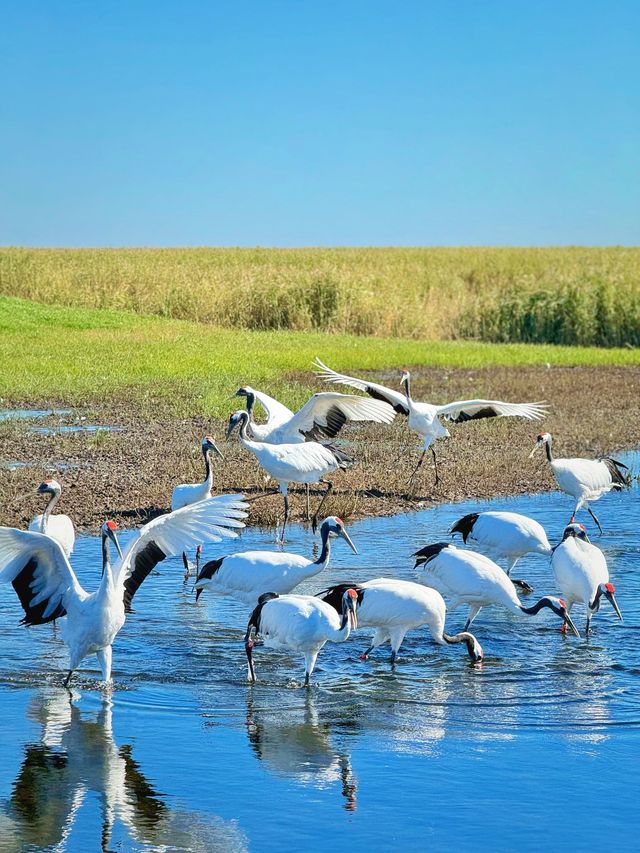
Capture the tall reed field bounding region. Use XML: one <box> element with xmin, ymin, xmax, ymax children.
<box><xmin>1</xmin><ymin>247</ymin><xmax>639</xmax><ymax>346</ymax></box>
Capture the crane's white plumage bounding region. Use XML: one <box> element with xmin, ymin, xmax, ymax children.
<box><xmin>171</xmin><ymin>436</ymin><xmax>223</xmax><ymax>511</ymax></box>
<box><xmin>236</xmin><ymin>386</ymin><xmax>395</xmax><ymax>444</ymax></box>
<box><xmin>0</xmin><ymin>494</ymin><xmax>248</xmax><ymax>684</ymax></box>
<box><xmin>413</xmin><ymin>542</ymin><xmax>579</xmax><ymax>635</ymax></box>
<box><xmin>530</xmin><ymin>432</ymin><xmax>628</xmax><ymax>533</ymax></box>
<box><xmin>29</xmin><ymin>479</ymin><xmax>75</xmax><ymax>558</ymax></box>
<box><xmin>227</xmin><ymin>410</ymin><xmax>351</xmax><ymax>538</ymax></box>
<box><xmin>317</xmin><ymin>578</ymin><xmax>483</xmax><ymax>663</ymax></box>
<box><xmin>450</xmin><ymin>510</ymin><xmax>551</xmax><ymax>582</ymax></box>
<box><xmin>550</xmin><ymin>523</ymin><xmax>623</xmax><ymax>635</ymax></box>
<box><xmin>245</xmin><ymin>589</ymin><xmax>358</xmax><ymax>685</ymax></box>
<box><xmin>194</xmin><ymin>516</ymin><xmax>357</xmax><ymax>607</ymax></box>
<box><xmin>315</xmin><ymin>359</ymin><xmax>547</xmax><ymax>484</ymax></box>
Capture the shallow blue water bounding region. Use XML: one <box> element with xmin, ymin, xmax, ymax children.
<box><xmin>1</xmin><ymin>452</ymin><xmax>639</xmax><ymax>852</ymax></box>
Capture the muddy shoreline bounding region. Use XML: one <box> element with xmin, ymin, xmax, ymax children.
<box><xmin>1</xmin><ymin>365</ymin><xmax>638</xmax><ymax>535</ymax></box>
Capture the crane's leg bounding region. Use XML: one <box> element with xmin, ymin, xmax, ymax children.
<box><xmin>96</xmin><ymin>646</ymin><xmax>112</xmax><ymax>682</ymax></box>
<box><xmin>279</xmin><ymin>493</ymin><xmax>290</xmax><ymax>544</ymax></box>
<box><xmin>585</xmin><ymin>611</ymin><xmax>592</xmax><ymax>638</ymax></box>
<box><xmin>508</xmin><ymin>557</ymin><xmax>533</xmax><ymax>594</ymax></box>
<box><xmin>63</xmin><ymin>670</ymin><xmax>74</xmax><ymax>688</ymax></box>
<box><xmin>360</xmin><ymin>629</ymin><xmax>388</xmax><ymax>661</ymax></box>
<box><xmin>587</xmin><ymin>505</ymin><xmax>603</xmax><ymax>536</ymax></box>
<box><xmin>305</xmin><ymin>485</ymin><xmax>310</xmax><ymax>521</ymax></box>
<box><xmin>389</xmin><ymin>629</ymin><xmax>407</xmax><ymax>665</ymax></box>
<box><xmin>312</xmin><ymin>481</ymin><xmax>333</xmax><ymax>533</ymax></box>
<box><xmin>464</xmin><ymin>605</ymin><xmax>481</xmax><ymax>631</ymax></box>
<box><xmin>304</xmin><ymin>649</ymin><xmax>320</xmax><ymax>686</ymax></box>
<box><xmin>182</xmin><ymin>551</ymin><xmax>190</xmax><ymax>580</ymax></box>
<box><xmin>406</xmin><ymin>451</ymin><xmax>426</xmax><ymax>487</ymax></box>
<box><xmin>431</xmin><ymin>446</ymin><xmax>440</xmax><ymax>486</ymax></box>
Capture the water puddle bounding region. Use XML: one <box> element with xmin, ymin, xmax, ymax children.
<box><xmin>28</xmin><ymin>424</ymin><xmax>124</xmax><ymax>435</ymax></box>
<box><xmin>0</xmin><ymin>408</ymin><xmax>74</xmax><ymax>421</ymax></box>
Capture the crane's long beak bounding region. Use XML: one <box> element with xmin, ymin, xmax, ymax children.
<box><xmin>108</xmin><ymin>528</ymin><xmax>124</xmax><ymax>560</ymax></box>
<box><xmin>606</xmin><ymin>591</ymin><xmax>623</xmax><ymax>621</ymax></box>
<box><xmin>348</xmin><ymin>600</ymin><xmax>358</xmax><ymax>630</ymax></box>
<box><xmin>528</xmin><ymin>444</ymin><xmax>539</xmax><ymax>459</ymax></box>
<box><xmin>225</xmin><ymin>419</ymin><xmax>237</xmax><ymax>440</ymax></box>
<box><xmin>211</xmin><ymin>441</ymin><xmax>224</xmax><ymax>460</ymax></box>
<box><xmin>563</xmin><ymin>611</ymin><xmax>580</xmax><ymax>638</ymax></box>
<box><xmin>340</xmin><ymin>528</ymin><xmax>358</xmax><ymax>555</ymax></box>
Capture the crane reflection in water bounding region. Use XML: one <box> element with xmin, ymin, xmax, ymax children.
<box><xmin>245</xmin><ymin>690</ymin><xmax>358</xmax><ymax>812</ymax></box>
<box><xmin>0</xmin><ymin>690</ymin><xmax>248</xmax><ymax>852</ymax></box>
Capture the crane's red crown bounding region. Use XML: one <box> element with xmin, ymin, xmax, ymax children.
<box><xmin>347</xmin><ymin>589</ymin><xmax>358</xmax><ymax>600</ymax></box>
<box><xmin>559</xmin><ymin>599</ymin><xmax>566</xmax><ymax>608</ymax></box>
<box><xmin>106</xmin><ymin>520</ymin><xmax>118</xmax><ymax>531</ymax></box>
<box><xmin>605</xmin><ymin>582</ymin><xmax>615</xmax><ymax>593</ymax></box>
<box><xmin>335</xmin><ymin>517</ymin><xmax>343</xmax><ymax>525</ymax></box>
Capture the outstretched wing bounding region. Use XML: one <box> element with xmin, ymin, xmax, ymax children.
<box><xmin>287</xmin><ymin>391</ymin><xmax>395</xmax><ymax>440</ymax></box>
<box><xmin>247</xmin><ymin>388</ymin><xmax>294</xmax><ymax>427</ymax></box>
<box><xmin>436</xmin><ymin>399</ymin><xmax>548</xmax><ymax>423</ymax></box>
<box><xmin>114</xmin><ymin>495</ymin><xmax>248</xmax><ymax>611</ymax></box>
<box><xmin>313</xmin><ymin>358</ymin><xmax>410</xmax><ymax>416</ymax></box>
<box><xmin>0</xmin><ymin>528</ymin><xmax>85</xmax><ymax>625</ymax></box>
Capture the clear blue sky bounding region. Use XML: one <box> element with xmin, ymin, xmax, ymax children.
<box><xmin>1</xmin><ymin>0</ymin><xmax>638</xmax><ymax>246</ymax></box>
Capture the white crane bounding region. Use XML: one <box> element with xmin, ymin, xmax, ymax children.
<box><xmin>316</xmin><ymin>578</ymin><xmax>483</xmax><ymax>665</ymax></box>
<box><xmin>29</xmin><ymin>479</ymin><xmax>75</xmax><ymax>557</ymax></box>
<box><xmin>235</xmin><ymin>384</ymin><xmax>395</xmax><ymax>518</ymax></box>
<box><xmin>171</xmin><ymin>435</ymin><xmax>223</xmax><ymax>510</ymax></box>
<box><xmin>450</xmin><ymin>510</ymin><xmax>552</xmax><ymax>592</ymax></box>
<box><xmin>413</xmin><ymin>542</ymin><xmax>580</xmax><ymax>636</ymax></box>
<box><xmin>227</xmin><ymin>409</ymin><xmax>352</xmax><ymax>539</ymax></box>
<box><xmin>244</xmin><ymin>588</ymin><xmax>359</xmax><ymax>685</ymax></box>
<box><xmin>551</xmin><ymin>523</ymin><xmax>623</xmax><ymax>637</ymax></box>
<box><xmin>0</xmin><ymin>495</ymin><xmax>247</xmax><ymax>685</ymax></box>
<box><xmin>194</xmin><ymin>516</ymin><xmax>357</xmax><ymax>606</ymax></box>
<box><xmin>235</xmin><ymin>385</ymin><xmax>395</xmax><ymax>443</ymax></box>
<box><xmin>315</xmin><ymin>358</ymin><xmax>547</xmax><ymax>486</ymax></box>
<box><xmin>529</xmin><ymin>432</ymin><xmax>629</xmax><ymax>534</ymax></box>
<box><xmin>171</xmin><ymin>435</ymin><xmax>223</xmax><ymax>567</ymax></box>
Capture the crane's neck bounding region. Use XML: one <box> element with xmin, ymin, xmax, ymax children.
<box><xmin>442</xmin><ymin>631</ymin><xmax>479</xmax><ymax>660</ymax></box>
<box><xmin>41</xmin><ymin>490</ymin><xmax>60</xmax><ymax>532</ymax></box>
<box><xmin>401</xmin><ymin>374</ymin><xmax>413</xmax><ymax>404</ymax></box>
<box><xmin>519</xmin><ymin>597</ymin><xmax>556</xmax><ymax>617</ymax></box>
<box><xmin>544</xmin><ymin>438</ymin><xmax>553</xmax><ymax>463</ymax></box>
<box><xmin>312</xmin><ymin>526</ymin><xmax>332</xmax><ymax>569</ymax></box>
<box><xmin>333</xmin><ymin>604</ymin><xmax>353</xmax><ymax>642</ymax></box>
<box><xmin>589</xmin><ymin>586</ymin><xmax>603</xmax><ymax>612</ymax></box>
<box><xmin>238</xmin><ymin>413</ymin><xmax>253</xmax><ymax>446</ymax></box>
<box><xmin>244</xmin><ymin>391</ymin><xmax>256</xmax><ymax>421</ymax></box>
<box><xmin>202</xmin><ymin>446</ymin><xmax>213</xmax><ymax>489</ymax></box>
<box><xmin>99</xmin><ymin>534</ymin><xmax>114</xmax><ymax>590</ymax></box>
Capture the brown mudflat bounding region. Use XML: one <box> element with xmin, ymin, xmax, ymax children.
<box><xmin>1</xmin><ymin>365</ymin><xmax>638</xmax><ymax>534</ymax></box>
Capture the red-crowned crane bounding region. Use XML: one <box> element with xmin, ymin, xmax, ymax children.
<box><xmin>316</xmin><ymin>578</ymin><xmax>483</xmax><ymax>665</ymax></box>
<box><xmin>227</xmin><ymin>409</ymin><xmax>352</xmax><ymax>540</ymax></box>
<box><xmin>529</xmin><ymin>432</ymin><xmax>629</xmax><ymax>534</ymax></box>
<box><xmin>234</xmin><ymin>385</ymin><xmax>395</xmax><ymax>443</ymax></box>
<box><xmin>29</xmin><ymin>479</ymin><xmax>75</xmax><ymax>558</ymax></box>
<box><xmin>194</xmin><ymin>516</ymin><xmax>357</xmax><ymax>607</ymax></box>
<box><xmin>413</xmin><ymin>542</ymin><xmax>579</xmax><ymax>637</ymax></box>
<box><xmin>171</xmin><ymin>435</ymin><xmax>224</xmax><ymax>567</ymax></box>
<box><xmin>551</xmin><ymin>523</ymin><xmax>623</xmax><ymax>637</ymax></box>
<box><xmin>245</xmin><ymin>589</ymin><xmax>359</xmax><ymax>685</ymax></box>
<box><xmin>0</xmin><ymin>495</ymin><xmax>247</xmax><ymax>686</ymax></box>
<box><xmin>315</xmin><ymin>359</ymin><xmax>547</xmax><ymax>486</ymax></box>
<box><xmin>450</xmin><ymin>510</ymin><xmax>552</xmax><ymax>593</ymax></box>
